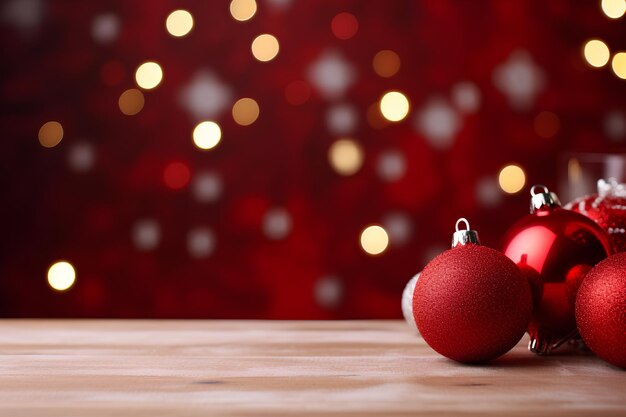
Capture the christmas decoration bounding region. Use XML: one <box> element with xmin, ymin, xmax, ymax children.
<box><xmin>502</xmin><ymin>185</ymin><xmax>612</xmax><ymax>355</ymax></box>
<box><xmin>576</xmin><ymin>252</ymin><xmax>626</xmax><ymax>369</ymax></box>
<box><xmin>413</xmin><ymin>219</ymin><xmax>532</xmax><ymax>363</ymax></box>
<box><xmin>401</xmin><ymin>272</ymin><xmax>420</xmax><ymax>332</ymax></box>
<box><xmin>566</xmin><ymin>178</ymin><xmax>626</xmax><ymax>253</ymax></box>
<box><xmin>0</xmin><ymin>1</ymin><xmax>624</xmax><ymax>319</ymax></box>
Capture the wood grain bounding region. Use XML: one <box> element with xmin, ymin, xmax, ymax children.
<box><xmin>0</xmin><ymin>320</ymin><xmax>624</xmax><ymax>416</ymax></box>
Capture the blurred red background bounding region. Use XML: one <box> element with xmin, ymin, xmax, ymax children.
<box><xmin>0</xmin><ymin>0</ymin><xmax>624</xmax><ymax>318</ymax></box>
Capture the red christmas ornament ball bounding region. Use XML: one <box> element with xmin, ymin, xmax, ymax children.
<box><xmin>413</xmin><ymin>244</ymin><xmax>532</xmax><ymax>363</ymax></box>
<box><xmin>502</xmin><ymin>185</ymin><xmax>611</xmax><ymax>354</ymax></box>
<box><xmin>576</xmin><ymin>252</ymin><xmax>626</xmax><ymax>368</ymax></box>
<box><xmin>567</xmin><ymin>179</ymin><xmax>626</xmax><ymax>253</ymax></box>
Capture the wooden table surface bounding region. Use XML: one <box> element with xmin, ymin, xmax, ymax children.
<box><xmin>0</xmin><ymin>320</ymin><xmax>624</xmax><ymax>417</ymax></box>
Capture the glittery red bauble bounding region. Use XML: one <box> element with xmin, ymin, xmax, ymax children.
<box><xmin>413</xmin><ymin>244</ymin><xmax>532</xmax><ymax>363</ymax></box>
<box><xmin>502</xmin><ymin>208</ymin><xmax>611</xmax><ymax>354</ymax></box>
<box><xmin>576</xmin><ymin>252</ymin><xmax>626</xmax><ymax>368</ymax></box>
<box><xmin>566</xmin><ymin>180</ymin><xmax>626</xmax><ymax>253</ymax></box>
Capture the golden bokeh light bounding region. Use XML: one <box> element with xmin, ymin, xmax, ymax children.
<box><xmin>611</xmin><ymin>52</ymin><xmax>626</xmax><ymax>79</ymax></box>
<box><xmin>373</xmin><ymin>50</ymin><xmax>401</xmax><ymax>78</ymax></box>
<box><xmin>38</xmin><ymin>121</ymin><xmax>64</xmax><ymax>148</ymax></box>
<box><xmin>232</xmin><ymin>98</ymin><xmax>260</xmax><ymax>126</ymax></box>
<box><xmin>380</xmin><ymin>91</ymin><xmax>410</xmax><ymax>122</ymax></box>
<box><xmin>230</xmin><ymin>0</ymin><xmax>257</xmax><ymax>22</ymax></box>
<box><xmin>193</xmin><ymin>121</ymin><xmax>222</xmax><ymax>150</ymax></box>
<box><xmin>251</xmin><ymin>34</ymin><xmax>279</xmax><ymax>62</ymax></box>
<box><xmin>498</xmin><ymin>164</ymin><xmax>526</xmax><ymax>194</ymax></box>
<box><xmin>135</xmin><ymin>61</ymin><xmax>163</xmax><ymax>90</ymax></box>
<box><xmin>47</xmin><ymin>261</ymin><xmax>76</xmax><ymax>292</ymax></box>
<box><xmin>328</xmin><ymin>139</ymin><xmax>364</xmax><ymax>176</ymax></box>
<box><xmin>360</xmin><ymin>225</ymin><xmax>389</xmax><ymax>256</ymax></box>
<box><xmin>166</xmin><ymin>10</ymin><xmax>194</xmax><ymax>37</ymax></box>
<box><xmin>118</xmin><ymin>88</ymin><xmax>145</xmax><ymax>116</ymax></box>
<box><xmin>583</xmin><ymin>39</ymin><xmax>610</xmax><ymax>68</ymax></box>
<box><xmin>601</xmin><ymin>0</ymin><xmax>626</xmax><ymax>19</ymax></box>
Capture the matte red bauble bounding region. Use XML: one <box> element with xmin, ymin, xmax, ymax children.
<box><xmin>566</xmin><ymin>178</ymin><xmax>626</xmax><ymax>253</ymax></box>
<box><xmin>414</xmin><ymin>219</ymin><xmax>532</xmax><ymax>363</ymax></box>
<box><xmin>502</xmin><ymin>185</ymin><xmax>612</xmax><ymax>355</ymax></box>
<box><xmin>576</xmin><ymin>252</ymin><xmax>626</xmax><ymax>369</ymax></box>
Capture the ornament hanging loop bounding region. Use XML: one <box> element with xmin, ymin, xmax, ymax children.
<box><xmin>530</xmin><ymin>184</ymin><xmax>549</xmax><ymax>196</ymax></box>
<box><xmin>452</xmin><ymin>218</ymin><xmax>481</xmax><ymax>248</ymax></box>
<box><xmin>455</xmin><ymin>218</ymin><xmax>471</xmax><ymax>232</ymax></box>
<box><xmin>530</xmin><ymin>184</ymin><xmax>561</xmax><ymax>213</ymax></box>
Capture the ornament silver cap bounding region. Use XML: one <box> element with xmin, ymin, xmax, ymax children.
<box><xmin>452</xmin><ymin>218</ymin><xmax>481</xmax><ymax>248</ymax></box>
<box><xmin>530</xmin><ymin>185</ymin><xmax>561</xmax><ymax>214</ymax></box>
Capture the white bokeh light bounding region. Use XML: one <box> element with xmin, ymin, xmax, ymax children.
<box><xmin>423</xmin><ymin>245</ymin><xmax>446</xmax><ymax>266</ymax></box>
<box><xmin>604</xmin><ymin>111</ymin><xmax>626</xmax><ymax>142</ymax></box>
<box><xmin>326</xmin><ymin>104</ymin><xmax>358</xmax><ymax>135</ymax></box>
<box><xmin>187</xmin><ymin>228</ymin><xmax>216</xmax><ymax>258</ymax></box>
<box><xmin>451</xmin><ymin>82</ymin><xmax>481</xmax><ymax>114</ymax></box>
<box><xmin>314</xmin><ymin>276</ymin><xmax>344</xmax><ymax>309</ymax></box>
<box><xmin>414</xmin><ymin>97</ymin><xmax>461</xmax><ymax>151</ymax></box>
<box><xmin>382</xmin><ymin>212</ymin><xmax>412</xmax><ymax>246</ymax></box>
<box><xmin>67</xmin><ymin>142</ymin><xmax>95</xmax><ymax>172</ymax></box>
<box><xmin>193</xmin><ymin>171</ymin><xmax>223</xmax><ymax>203</ymax></box>
<box><xmin>2</xmin><ymin>0</ymin><xmax>44</xmax><ymax>31</ymax></box>
<box><xmin>91</xmin><ymin>13</ymin><xmax>120</xmax><ymax>44</ymax></box>
<box><xmin>263</xmin><ymin>208</ymin><xmax>292</xmax><ymax>240</ymax></box>
<box><xmin>179</xmin><ymin>70</ymin><xmax>233</xmax><ymax>120</ymax></box>
<box><xmin>493</xmin><ymin>50</ymin><xmax>545</xmax><ymax>111</ymax></box>
<box><xmin>475</xmin><ymin>176</ymin><xmax>503</xmax><ymax>208</ymax></box>
<box><xmin>377</xmin><ymin>150</ymin><xmax>407</xmax><ymax>182</ymax></box>
<box><xmin>308</xmin><ymin>50</ymin><xmax>356</xmax><ymax>100</ymax></box>
<box><xmin>132</xmin><ymin>219</ymin><xmax>160</xmax><ymax>251</ymax></box>
<box><xmin>265</xmin><ymin>0</ymin><xmax>292</xmax><ymax>10</ymax></box>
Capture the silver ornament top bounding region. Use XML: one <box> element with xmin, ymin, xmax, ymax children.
<box><xmin>452</xmin><ymin>218</ymin><xmax>481</xmax><ymax>248</ymax></box>
<box><xmin>530</xmin><ymin>184</ymin><xmax>561</xmax><ymax>213</ymax></box>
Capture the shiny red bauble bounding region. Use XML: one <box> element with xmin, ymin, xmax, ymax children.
<box><xmin>502</xmin><ymin>187</ymin><xmax>611</xmax><ymax>355</ymax></box>
<box><xmin>566</xmin><ymin>179</ymin><xmax>626</xmax><ymax>253</ymax></box>
<box><xmin>413</xmin><ymin>244</ymin><xmax>532</xmax><ymax>363</ymax></box>
<box><xmin>576</xmin><ymin>252</ymin><xmax>626</xmax><ymax>368</ymax></box>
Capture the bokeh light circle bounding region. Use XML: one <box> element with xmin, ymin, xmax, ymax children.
<box><xmin>380</xmin><ymin>91</ymin><xmax>410</xmax><ymax>122</ymax></box>
<box><xmin>328</xmin><ymin>139</ymin><xmax>364</xmax><ymax>176</ymax></box>
<box><xmin>360</xmin><ymin>225</ymin><xmax>389</xmax><ymax>255</ymax></box>
<box><xmin>164</xmin><ymin>161</ymin><xmax>191</xmax><ymax>189</ymax></box>
<box><xmin>601</xmin><ymin>0</ymin><xmax>626</xmax><ymax>19</ymax></box>
<box><xmin>373</xmin><ymin>50</ymin><xmax>401</xmax><ymax>78</ymax></box>
<box><xmin>193</xmin><ymin>121</ymin><xmax>222</xmax><ymax>150</ymax></box>
<box><xmin>135</xmin><ymin>62</ymin><xmax>163</xmax><ymax>90</ymax></box>
<box><xmin>498</xmin><ymin>164</ymin><xmax>526</xmax><ymax>194</ymax></box>
<box><xmin>331</xmin><ymin>12</ymin><xmax>358</xmax><ymax>40</ymax></box>
<box><xmin>583</xmin><ymin>39</ymin><xmax>610</xmax><ymax>68</ymax></box>
<box><xmin>230</xmin><ymin>0</ymin><xmax>257</xmax><ymax>21</ymax></box>
<box><xmin>232</xmin><ymin>98</ymin><xmax>260</xmax><ymax>126</ymax></box>
<box><xmin>251</xmin><ymin>34</ymin><xmax>279</xmax><ymax>62</ymax></box>
<box><xmin>47</xmin><ymin>261</ymin><xmax>76</xmax><ymax>292</ymax></box>
<box><xmin>611</xmin><ymin>52</ymin><xmax>626</xmax><ymax>79</ymax></box>
<box><xmin>118</xmin><ymin>88</ymin><xmax>145</xmax><ymax>115</ymax></box>
<box><xmin>166</xmin><ymin>10</ymin><xmax>194</xmax><ymax>37</ymax></box>
<box><xmin>38</xmin><ymin>121</ymin><xmax>64</xmax><ymax>148</ymax></box>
